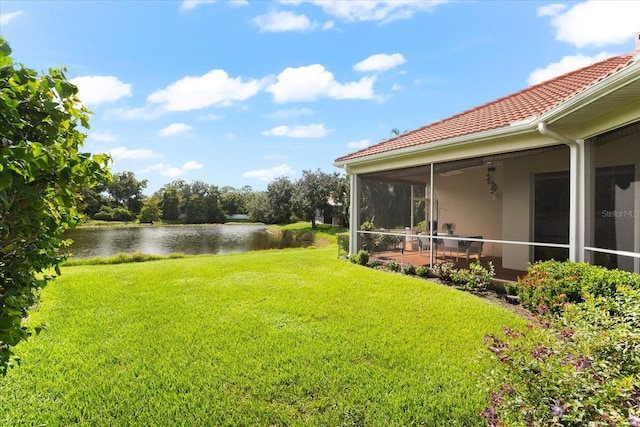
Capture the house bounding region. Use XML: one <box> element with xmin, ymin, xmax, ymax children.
<box><xmin>334</xmin><ymin>36</ymin><xmax>640</xmax><ymax>279</ymax></box>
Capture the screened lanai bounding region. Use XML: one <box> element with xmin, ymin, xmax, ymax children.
<box><xmin>337</xmin><ymin>50</ymin><xmax>640</xmax><ymax>281</ymax></box>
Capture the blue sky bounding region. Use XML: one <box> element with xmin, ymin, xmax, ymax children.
<box><xmin>1</xmin><ymin>0</ymin><xmax>639</xmax><ymax>195</ymax></box>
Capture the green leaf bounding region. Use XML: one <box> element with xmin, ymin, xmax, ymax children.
<box><xmin>0</xmin><ymin>172</ymin><xmax>12</xmax><ymax>191</ymax></box>
<box><xmin>0</xmin><ymin>37</ymin><xmax>12</xmax><ymax>57</ymax></box>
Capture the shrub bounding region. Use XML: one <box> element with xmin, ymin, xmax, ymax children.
<box><xmin>481</xmin><ymin>286</ymin><xmax>640</xmax><ymax>426</ymax></box>
<box><xmin>0</xmin><ymin>37</ymin><xmax>111</xmax><ymax>375</ymax></box>
<box><xmin>366</xmin><ymin>258</ymin><xmax>382</xmax><ymax>269</ymax></box>
<box><xmin>349</xmin><ymin>250</ymin><xmax>369</xmax><ymax>266</ymax></box>
<box><xmin>402</xmin><ymin>264</ymin><xmax>416</xmax><ymax>276</ymax></box>
<box><xmin>360</xmin><ymin>221</ymin><xmax>375</xmax><ymax>231</ymax></box>
<box><xmin>336</xmin><ymin>232</ymin><xmax>349</xmax><ymax>255</ymax></box>
<box><xmin>374</xmin><ymin>234</ymin><xmax>402</xmax><ymax>251</ymax></box>
<box><xmin>433</xmin><ymin>261</ymin><xmax>456</xmax><ymax>283</ymax></box>
<box><xmin>416</xmin><ymin>265</ymin><xmax>431</xmax><ymax>278</ymax></box>
<box><xmin>386</xmin><ymin>260</ymin><xmax>400</xmax><ymax>272</ymax></box>
<box><xmin>359</xmin><ymin>221</ymin><xmax>375</xmax><ymax>251</ymax></box>
<box><xmin>510</xmin><ymin>260</ymin><xmax>640</xmax><ymax>317</ymax></box>
<box><xmin>451</xmin><ymin>260</ymin><xmax>494</xmax><ymax>291</ymax></box>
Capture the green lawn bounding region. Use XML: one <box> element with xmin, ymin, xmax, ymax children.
<box><xmin>0</xmin><ymin>247</ymin><xmax>527</xmax><ymax>426</ymax></box>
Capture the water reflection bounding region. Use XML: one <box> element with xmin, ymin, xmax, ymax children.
<box><xmin>62</xmin><ymin>225</ymin><xmax>305</xmax><ymax>259</ymax></box>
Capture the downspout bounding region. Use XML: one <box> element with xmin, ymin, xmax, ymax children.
<box><xmin>537</xmin><ymin>122</ymin><xmax>585</xmax><ymax>262</ymax></box>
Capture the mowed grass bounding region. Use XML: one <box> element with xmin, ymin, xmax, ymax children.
<box><xmin>0</xmin><ymin>247</ymin><xmax>527</xmax><ymax>426</ymax></box>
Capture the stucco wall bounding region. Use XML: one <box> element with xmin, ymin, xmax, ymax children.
<box><xmin>502</xmin><ymin>147</ymin><xmax>570</xmax><ymax>270</ymax></box>
<box><xmin>432</xmin><ymin>167</ymin><xmax>503</xmax><ymax>257</ymax></box>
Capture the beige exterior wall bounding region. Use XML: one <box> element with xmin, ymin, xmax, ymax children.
<box><xmin>501</xmin><ymin>146</ymin><xmax>570</xmax><ymax>270</ymax></box>
<box><xmin>432</xmin><ymin>167</ymin><xmax>503</xmax><ymax>257</ymax></box>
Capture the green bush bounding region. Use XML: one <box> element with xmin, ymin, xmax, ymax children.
<box><xmin>366</xmin><ymin>258</ymin><xmax>382</xmax><ymax>269</ymax></box>
<box><xmin>374</xmin><ymin>234</ymin><xmax>402</xmax><ymax>251</ymax></box>
<box><xmin>0</xmin><ymin>37</ymin><xmax>111</xmax><ymax>375</ymax></box>
<box><xmin>482</xmin><ymin>285</ymin><xmax>640</xmax><ymax>426</ymax></box>
<box><xmin>349</xmin><ymin>250</ymin><xmax>370</xmax><ymax>266</ymax></box>
<box><xmin>402</xmin><ymin>264</ymin><xmax>416</xmax><ymax>276</ymax></box>
<box><xmin>451</xmin><ymin>260</ymin><xmax>494</xmax><ymax>291</ymax></box>
<box><xmin>359</xmin><ymin>221</ymin><xmax>375</xmax><ymax>251</ymax></box>
<box><xmin>510</xmin><ymin>260</ymin><xmax>640</xmax><ymax>317</ymax></box>
<box><xmin>416</xmin><ymin>265</ymin><xmax>431</xmax><ymax>278</ymax></box>
<box><xmin>336</xmin><ymin>232</ymin><xmax>349</xmax><ymax>254</ymax></box>
<box><xmin>386</xmin><ymin>260</ymin><xmax>400</xmax><ymax>272</ymax></box>
<box><xmin>433</xmin><ymin>261</ymin><xmax>456</xmax><ymax>283</ymax></box>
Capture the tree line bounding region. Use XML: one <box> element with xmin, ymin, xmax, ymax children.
<box><xmin>79</xmin><ymin>169</ymin><xmax>349</xmax><ymax>228</ymax></box>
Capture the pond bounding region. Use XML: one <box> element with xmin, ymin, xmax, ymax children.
<box><xmin>62</xmin><ymin>224</ymin><xmax>306</xmax><ymax>259</ymax></box>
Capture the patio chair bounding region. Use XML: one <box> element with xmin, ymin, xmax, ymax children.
<box><xmin>464</xmin><ymin>240</ymin><xmax>483</xmax><ymax>261</ymax></box>
<box><xmin>417</xmin><ymin>233</ymin><xmax>439</xmax><ymax>257</ymax></box>
<box><xmin>441</xmin><ymin>236</ymin><xmax>460</xmax><ymax>260</ymax></box>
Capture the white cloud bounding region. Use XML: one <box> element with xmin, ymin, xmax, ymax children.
<box><xmin>183</xmin><ymin>160</ymin><xmax>203</xmax><ymax>170</ymax></box>
<box><xmin>322</xmin><ymin>20</ymin><xmax>335</xmax><ymax>30</ymax></box>
<box><xmin>180</xmin><ymin>0</ymin><xmax>216</xmax><ymax>12</ymax></box>
<box><xmin>158</xmin><ymin>123</ymin><xmax>193</xmax><ymax>137</ymax></box>
<box><xmin>265</xmin><ymin>107</ymin><xmax>314</xmax><ymax>119</ymax></box>
<box><xmin>309</xmin><ymin>0</ymin><xmax>448</xmax><ymax>24</ymax></box>
<box><xmin>89</xmin><ymin>131</ymin><xmax>117</xmax><ymax>143</ymax></box>
<box><xmin>148</xmin><ymin>69</ymin><xmax>261</xmax><ymax>111</ymax></box>
<box><xmin>242</xmin><ymin>163</ymin><xmax>295</xmax><ymax>181</ymax></box>
<box><xmin>0</xmin><ymin>10</ymin><xmax>23</xmax><ymax>26</ymax></box>
<box><xmin>252</xmin><ymin>10</ymin><xmax>315</xmax><ymax>32</ymax></box>
<box><xmin>391</xmin><ymin>83</ymin><xmax>403</xmax><ymax>91</ymax></box>
<box><xmin>162</xmin><ymin>167</ymin><xmax>185</xmax><ymax>178</ymax></box>
<box><xmin>267</xmin><ymin>64</ymin><xmax>375</xmax><ymax>102</ymax></box>
<box><xmin>347</xmin><ymin>139</ymin><xmax>370</xmax><ymax>149</ymax></box>
<box><xmin>139</xmin><ymin>161</ymin><xmax>203</xmax><ymax>177</ymax></box>
<box><xmin>70</xmin><ymin>75</ymin><xmax>132</xmax><ymax>108</ymax></box>
<box><xmin>354</xmin><ymin>53</ymin><xmax>406</xmax><ymax>72</ymax></box>
<box><xmin>109</xmin><ymin>146</ymin><xmax>162</xmax><ymax>161</ymax></box>
<box><xmin>527</xmin><ymin>52</ymin><xmax>612</xmax><ymax>85</ymax></box>
<box><xmin>541</xmin><ymin>1</ymin><xmax>640</xmax><ymax>48</ymax></box>
<box><xmin>262</xmin><ymin>124</ymin><xmax>328</xmax><ymax>138</ymax></box>
<box><xmin>537</xmin><ymin>3</ymin><xmax>566</xmax><ymax>17</ymax></box>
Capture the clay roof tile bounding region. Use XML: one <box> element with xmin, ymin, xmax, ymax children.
<box><xmin>336</xmin><ymin>53</ymin><xmax>636</xmax><ymax>163</ymax></box>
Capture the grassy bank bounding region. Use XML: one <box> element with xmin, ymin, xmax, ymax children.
<box><xmin>0</xmin><ymin>247</ymin><xmax>527</xmax><ymax>425</ymax></box>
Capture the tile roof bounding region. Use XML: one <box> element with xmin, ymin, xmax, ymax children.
<box><xmin>335</xmin><ymin>52</ymin><xmax>637</xmax><ymax>163</ymax></box>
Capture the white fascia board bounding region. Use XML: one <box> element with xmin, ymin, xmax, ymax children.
<box><xmin>539</xmin><ymin>59</ymin><xmax>640</xmax><ymax>125</ymax></box>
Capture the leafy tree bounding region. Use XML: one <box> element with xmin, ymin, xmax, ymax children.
<box><xmin>138</xmin><ymin>196</ymin><xmax>162</xmax><ymax>223</ymax></box>
<box><xmin>266</xmin><ymin>176</ymin><xmax>295</xmax><ymax>224</ymax></box>
<box><xmin>106</xmin><ymin>171</ymin><xmax>147</xmax><ymax>215</ymax></box>
<box><xmin>360</xmin><ymin>180</ymin><xmax>411</xmax><ymax>228</ymax></box>
<box><xmin>246</xmin><ymin>191</ymin><xmax>270</xmax><ymax>223</ymax></box>
<box><xmin>332</xmin><ymin>174</ymin><xmax>350</xmax><ymax>227</ymax></box>
<box><xmin>220</xmin><ymin>186</ymin><xmax>248</xmax><ymax>216</ymax></box>
<box><xmin>0</xmin><ymin>37</ymin><xmax>111</xmax><ymax>375</ymax></box>
<box><xmin>93</xmin><ymin>205</ymin><xmax>135</xmax><ymax>221</ymax></box>
<box><xmin>156</xmin><ymin>180</ymin><xmax>190</xmax><ymax>221</ymax></box>
<box><xmin>184</xmin><ymin>181</ymin><xmax>224</xmax><ymax>224</ymax></box>
<box><xmin>291</xmin><ymin>169</ymin><xmax>342</xmax><ymax>228</ymax></box>
<box><xmin>159</xmin><ymin>186</ymin><xmax>181</xmax><ymax>221</ymax></box>
<box><xmin>77</xmin><ymin>183</ymin><xmax>108</xmax><ymax>218</ymax></box>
